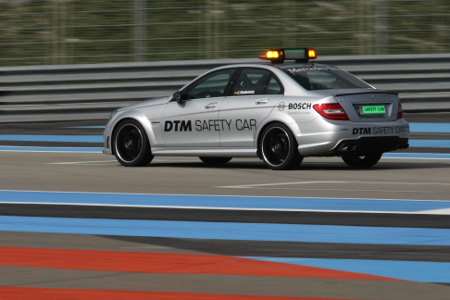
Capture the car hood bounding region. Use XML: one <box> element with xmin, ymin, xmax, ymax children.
<box><xmin>117</xmin><ymin>96</ymin><xmax>170</xmax><ymax>112</ymax></box>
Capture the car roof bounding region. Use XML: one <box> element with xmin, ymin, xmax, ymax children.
<box><xmin>210</xmin><ymin>62</ymin><xmax>339</xmax><ymax>72</ymax></box>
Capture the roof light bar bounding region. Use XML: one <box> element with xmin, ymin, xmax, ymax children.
<box><xmin>259</xmin><ymin>48</ymin><xmax>318</xmax><ymax>63</ymax></box>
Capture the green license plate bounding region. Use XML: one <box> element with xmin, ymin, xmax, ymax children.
<box><xmin>361</xmin><ymin>105</ymin><xmax>386</xmax><ymax>115</ymax></box>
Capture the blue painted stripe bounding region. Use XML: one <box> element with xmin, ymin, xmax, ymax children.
<box><xmin>0</xmin><ymin>134</ymin><xmax>103</xmax><ymax>143</ymax></box>
<box><xmin>410</xmin><ymin>139</ymin><xmax>450</xmax><ymax>148</ymax></box>
<box><xmin>1</xmin><ymin>216</ymin><xmax>450</xmax><ymax>246</ymax></box>
<box><xmin>1</xmin><ymin>190</ymin><xmax>450</xmax><ymax>213</ymax></box>
<box><xmin>410</xmin><ymin>122</ymin><xmax>450</xmax><ymax>133</ymax></box>
<box><xmin>383</xmin><ymin>152</ymin><xmax>450</xmax><ymax>159</ymax></box>
<box><xmin>250</xmin><ymin>257</ymin><xmax>450</xmax><ymax>283</ymax></box>
<box><xmin>0</xmin><ymin>146</ymin><xmax>102</xmax><ymax>153</ymax></box>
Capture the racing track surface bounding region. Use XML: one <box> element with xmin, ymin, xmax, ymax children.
<box><xmin>0</xmin><ymin>114</ymin><xmax>450</xmax><ymax>300</ymax></box>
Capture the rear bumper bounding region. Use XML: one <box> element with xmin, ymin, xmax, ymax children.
<box><xmin>296</xmin><ymin>119</ymin><xmax>409</xmax><ymax>156</ymax></box>
<box><xmin>334</xmin><ymin>137</ymin><xmax>409</xmax><ymax>155</ymax></box>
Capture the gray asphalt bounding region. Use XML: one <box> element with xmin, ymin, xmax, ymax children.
<box><xmin>1</xmin><ymin>151</ymin><xmax>450</xmax><ymax>299</ymax></box>
<box><xmin>1</xmin><ymin>92</ymin><xmax>450</xmax><ymax>298</ymax></box>
<box><xmin>1</xmin><ymin>151</ymin><xmax>449</xmax><ymax>200</ymax></box>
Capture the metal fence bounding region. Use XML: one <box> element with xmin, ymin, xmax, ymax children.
<box><xmin>1</xmin><ymin>0</ymin><xmax>450</xmax><ymax>66</ymax></box>
<box><xmin>1</xmin><ymin>54</ymin><xmax>450</xmax><ymax>122</ymax></box>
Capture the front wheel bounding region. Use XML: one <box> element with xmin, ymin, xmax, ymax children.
<box><xmin>199</xmin><ymin>157</ymin><xmax>232</xmax><ymax>166</ymax></box>
<box><xmin>259</xmin><ymin>123</ymin><xmax>302</xmax><ymax>170</ymax></box>
<box><xmin>341</xmin><ymin>152</ymin><xmax>382</xmax><ymax>169</ymax></box>
<box><xmin>113</xmin><ymin>120</ymin><xmax>153</xmax><ymax>167</ymax></box>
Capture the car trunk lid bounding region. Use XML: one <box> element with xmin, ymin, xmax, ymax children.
<box><xmin>332</xmin><ymin>90</ymin><xmax>399</xmax><ymax>122</ymax></box>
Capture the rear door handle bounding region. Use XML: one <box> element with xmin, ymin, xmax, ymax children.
<box><xmin>255</xmin><ymin>98</ymin><xmax>269</xmax><ymax>104</ymax></box>
<box><xmin>205</xmin><ymin>102</ymin><xmax>218</xmax><ymax>109</ymax></box>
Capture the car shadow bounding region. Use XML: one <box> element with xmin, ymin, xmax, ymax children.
<box><xmin>149</xmin><ymin>160</ymin><xmax>450</xmax><ymax>171</ymax></box>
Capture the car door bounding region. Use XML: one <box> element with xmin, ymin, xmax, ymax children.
<box><xmin>160</xmin><ymin>68</ymin><xmax>236</xmax><ymax>148</ymax></box>
<box><xmin>218</xmin><ymin>67</ymin><xmax>284</xmax><ymax>148</ymax></box>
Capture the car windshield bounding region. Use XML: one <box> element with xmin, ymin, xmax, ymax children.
<box><xmin>282</xmin><ymin>66</ymin><xmax>372</xmax><ymax>90</ymax></box>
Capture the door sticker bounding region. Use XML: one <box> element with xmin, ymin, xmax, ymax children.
<box><xmin>164</xmin><ymin>119</ymin><xmax>257</xmax><ymax>132</ymax></box>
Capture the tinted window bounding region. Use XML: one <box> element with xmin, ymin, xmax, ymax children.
<box><xmin>232</xmin><ymin>68</ymin><xmax>283</xmax><ymax>96</ymax></box>
<box><xmin>266</xmin><ymin>77</ymin><xmax>283</xmax><ymax>94</ymax></box>
<box><xmin>283</xmin><ymin>67</ymin><xmax>371</xmax><ymax>90</ymax></box>
<box><xmin>184</xmin><ymin>69</ymin><xmax>234</xmax><ymax>100</ymax></box>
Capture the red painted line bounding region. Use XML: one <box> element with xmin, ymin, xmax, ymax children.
<box><xmin>0</xmin><ymin>246</ymin><xmax>393</xmax><ymax>281</ymax></box>
<box><xmin>0</xmin><ymin>286</ymin><xmax>350</xmax><ymax>300</ymax></box>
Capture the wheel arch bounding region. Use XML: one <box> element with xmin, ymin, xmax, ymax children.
<box><xmin>256</xmin><ymin>117</ymin><xmax>301</xmax><ymax>158</ymax></box>
<box><xmin>111</xmin><ymin>114</ymin><xmax>155</xmax><ymax>155</ymax></box>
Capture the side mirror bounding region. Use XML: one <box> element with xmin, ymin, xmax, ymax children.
<box><xmin>172</xmin><ymin>91</ymin><xmax>184</xmax><ymax>104</ymax></box>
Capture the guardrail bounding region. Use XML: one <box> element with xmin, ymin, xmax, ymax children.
<box><xmin>1</xmin><ymin>54</ymin><xmax>450</xmax><ymax>122</ymax></box>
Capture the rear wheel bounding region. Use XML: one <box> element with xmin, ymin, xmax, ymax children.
<box><xmin>199</xmin><ymin>157</ymin><xmax>232</xmax><ymax>166</ymax></box>
<box><xmin>341</xmin><ymin>152</ymin><xmax>382</xmax><ymax>169</ymax></box>
<box><xmin>113</xmin><ymin>120</ymin><xmax>153</xmax><ymax>167</ymax></box>
<box><xmin>259</xmin><ymin>123</ymin><xmax>302</xmax><ymax>170</ymax></box>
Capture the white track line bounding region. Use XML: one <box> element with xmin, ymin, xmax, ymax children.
<box><xmin>218</xmin><ymin>180</ymin><xmax>450</xmax><ymax>189</ymax></box>
<box><xmin>419</xmin><ymin>208</ymin><xmax>450</xmax><ymax>215</ymax></box>
<box><xmin>0</xmin><ymin>201</ymin><xmax>449</xmax><ymax>215</ymax></box>
<box><xmin>49</xmin><ymin>160</ymin><xmax>117</xmax><ymax>165</ymax></box>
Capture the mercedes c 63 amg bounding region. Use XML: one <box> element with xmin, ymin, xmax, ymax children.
<box><xmin>104</xmin><ymin>48</ymin><xmax>409</xmax><ymax>169</ymax></box>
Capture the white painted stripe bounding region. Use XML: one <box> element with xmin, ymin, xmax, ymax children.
<box><xmin>419</xmin><ymin>208</ymin><xmax>450</xmax><ymax>215</ymax></box>
<box><xmin>1</xmin><ymin>200</ymin><xmax>449</xmax><ymax>215</ymax></box>
<box><xmin>218</xmin><ymin>180</ymin><xmax>450</xmax><ymax>189</ymax></box>
<box><xmin>0</xmin><ymin>189</ymin><xmax>448</xmax><ymax>202</ymax></box>
<box><xmin>49</xmin><ymin>160</ymin><xmax>117</xmax><ymax>165</ymax></box>
<box><xmin>218</xmin><ymin>181</ymin><xmax>344</xmax><ymax>188</ymax></box>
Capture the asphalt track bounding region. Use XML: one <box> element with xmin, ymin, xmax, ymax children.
<box><xmin>0</xmin><ymin>115</ymin><xmax>450</xmax><ymax>300</ymax></box>
<box><xmin>1</xmin><ymin>152</ymin><xmax>450</xmax><ymax>199</ymax></box>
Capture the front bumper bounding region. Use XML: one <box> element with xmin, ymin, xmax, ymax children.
<box><xmin>103</xmin><ymin>125</ymin><xmax>113</xmax><ymax>155</ymax></box>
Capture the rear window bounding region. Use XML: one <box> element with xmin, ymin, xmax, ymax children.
<box><xmin>282</xmin><ymin>66</ymin><xmax>371</xmax><ymax>90</ymax></box>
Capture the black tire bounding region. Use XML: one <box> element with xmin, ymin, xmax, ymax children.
<box><xmin>259</xmin><ymin>122</ymin><xmax>303</xmax><ymax>170</ymax></box>
<box><xmin>113</xmin><ymin>119</ymin><xmax>153</xmax><ymax>167</ymax></box>
<box><xmin>199</xmin><ymin>156</ymin><xmax>232</xmax><ymax>166</ymax></box>
<box><xmin>341</xmin><ymin>152</ymin><xmax>382</xmax><ymax>169</ymax></box>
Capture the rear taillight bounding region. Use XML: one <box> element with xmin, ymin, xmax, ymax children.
<box><xmin>313</xmin><ymin>103</ymin><xmax>349</xmax><ymax>121</ymax></box>
<box><xmin>397</xmin><ymin>102</ymin><xmax>403</xmax><ymax>119</ymax></box>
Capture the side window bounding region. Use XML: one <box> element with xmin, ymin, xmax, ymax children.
<box><xmin>266</xmin><ymin>76</ymin><xmax>283</xmax><ymax>94</ymax></box>
<box><xmin>231</xmin><ymin>68</ymin><xmax>283</xmax><ymax>96</ymax></box>
<box><xmin>184</xmin><ymin>69</ymin><xmax>234</xmax><ymax>100</ymax></box>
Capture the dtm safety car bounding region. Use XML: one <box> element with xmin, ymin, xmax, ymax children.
<box><xmin>103</xmin><ymin>48</ymin><xmax>409</xmax><ymax>170</ymax></box>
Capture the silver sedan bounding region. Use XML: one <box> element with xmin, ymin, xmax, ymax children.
<box><xmin>104</xmin><ymin>48</ymin><xmax>409</xmax><ymax>169</ymax></box>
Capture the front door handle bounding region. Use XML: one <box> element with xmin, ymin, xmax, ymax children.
<box><xmin>255</xmin><ymin>98</ymin><xmax>269</xmax><ymax>105</ymax></box>
<box><xmin>205</xmin><ymin>102</ymin><xmax>218</xmax><ymax>109</ymax></box>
